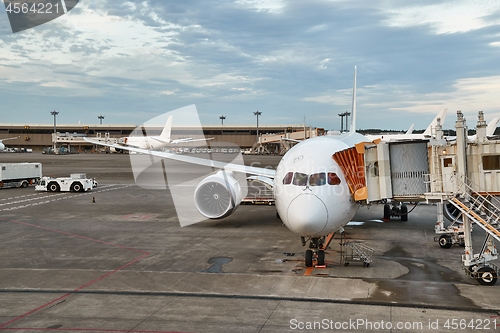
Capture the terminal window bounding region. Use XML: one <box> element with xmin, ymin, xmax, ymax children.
<box><xmin>443</xmin><ymin>158</ymin><xmax>453</xmax><ymax>167</ymax></box>
<box><xmin>483</xmin><ymin>155</ymin><xmax>500</xmax><ymax>170</ymax></box>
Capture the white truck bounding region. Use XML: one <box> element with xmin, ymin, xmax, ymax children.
<box><xmin>35</xmin><ymin>173</ymin><xmax>95</xmax><ymax>192</ymax></box>
<box><xmin>0</xmin><ymin>163</ymin><xmax>43</xmax><ymax>189</ymax></box>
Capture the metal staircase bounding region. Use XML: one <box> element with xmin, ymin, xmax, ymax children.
<box><xmin>446</xmin><ymin>174</ymin><xmax>500</xmax><ymax>285</ymax></box>
<box><xmin>448</xmin><ymin>175</ymin><xmax>500</xmax><ymax>243</ymax></box>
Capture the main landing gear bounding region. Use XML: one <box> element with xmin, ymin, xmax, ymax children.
<box><xmin>301</xmin><ymin>235</ymin><xmax>332</xmax><ymax>267</ymax></box>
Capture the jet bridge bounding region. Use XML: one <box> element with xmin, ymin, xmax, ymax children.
<box><xmin>426</xmin><ymin>111</ymin><xmax>500</xmax><ymax>285</ymax></box>
<box><xmin>362</xmin><ymin>140</ymin><xmax>430</xmax><ymax>202</ymax></box>
<box><xmin>333</xmin><ymin>137</ymin><xmax>432</xmax><ymax>221</ymax></box>
<box><xmin>334</xmin><ymin>110</ymin><xmax>500</xmax><ymax>285</ymax></box>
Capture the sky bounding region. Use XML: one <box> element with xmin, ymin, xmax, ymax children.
<box><xmin>1</xmin><ymin>0</ymin><xmax>500</xmax><ymax>131</ymax></box>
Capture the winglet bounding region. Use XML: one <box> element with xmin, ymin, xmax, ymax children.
<box><xmin>350</xmin><ymin>66</ymin><xmax>357</xmax><ymax>133</ymax></box>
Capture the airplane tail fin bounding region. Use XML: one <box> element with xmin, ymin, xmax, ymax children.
<box><xmin>487</xmin><ymin>117</ymin><xmax>500</xmax><ymax>137</ymax></box>
<box><xmin>405</xmin><ymin>124</ymin><xmax>415</xmax><ymax>135</ymax></box>
<box><xmin>423</xmin><ymin>108</ymin><xmax>447</xmax><ymax>136</ymax></box>
<box><xmin>350</xmin><ymin>66</ymin><xmax>357</xmax><ymax>133</ymax></box>
<box><xmin>159</xmin><ymin>115</ymin><xmax>173</xmax><ymax>142</ymax></box>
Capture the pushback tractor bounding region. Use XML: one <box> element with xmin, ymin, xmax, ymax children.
<box><xmin>35</xmin><ymin>174</ymin><xmax>95</xmax><ymax>192</ymax></box>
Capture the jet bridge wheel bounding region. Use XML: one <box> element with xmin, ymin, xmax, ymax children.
<box><xmin>438</xmin><ymin>234</ymin><xmax>452</xmax><ymax>249</ymax></box>
<box><xmin>305</xmin><ymin>250</ymin><xmax>313</xmax><ymax>267</ymax></box>
<box><xmin>477</xmin><ymin>266</ymin><xmax>498</xmax><ymax>286</ymax></box>
<box><xmin>400</xmin><ymin>204</ymin><xmax>408</xmax><ymax>221</ymax></box>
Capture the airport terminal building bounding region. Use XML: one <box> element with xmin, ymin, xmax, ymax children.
<box><xmin>0</xmin><ymin>123</ymin><xmax>324</xmax><ymax>153</ymax></box>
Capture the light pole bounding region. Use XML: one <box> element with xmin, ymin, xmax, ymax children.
<box><xmin>98</xmin><ymin>115</ymin><xmax>105</xmax><ymax>124</ymax></box>
<box><xmin>338</xmin><ymin>111</ymin><xmax>350</xmax><ymax>132</ymax></box>
<box><xmin>254</xmin><ymin>111</ymin><xmax>262</xmax><ymax>143</ymax></box>
<box><xmin>50</xmin><ymin>110</ymin><xmax>59</xmax><ymax>150</ymax></box>
<box><xmin>219</xmin><ymin>115</ymin><xmax>226</xmax><ymax>125</ymax></box>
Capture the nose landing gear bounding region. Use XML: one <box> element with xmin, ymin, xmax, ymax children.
<box><xmin>301</xmin><ymin>234</ymin><xmax>334</xmax><ymax>267</ymax></box>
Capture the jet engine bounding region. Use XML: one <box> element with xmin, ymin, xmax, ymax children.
<box><xmin>194</xmin><ymin>171</ymin><xmax>243</xmax><ymax>219</ymax></box>
<box><xmin>443</xmin><ymin>199</ymin><xmax>462</xmax><ymax>223</ymax></box>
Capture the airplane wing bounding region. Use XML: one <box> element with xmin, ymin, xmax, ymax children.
<box><xmin>281</xmin><ymin>138</ymin><xmax>301</xmax><ymax>143</ymax></box>
<box><xmin>0</xmin><ymin>136</ymin><xmax>19</xmax><ymax>141</ymax></box>
<box><xmin>84</xmin><ymin>137</ymin><xmax>276</xmax><ymax>178</ymax></box>
<box><xmin>151</xmin><ymin>137</ymin><xmax>214</xmax><ymax>144</ymax></box>
<box><xmin>117</xmin><ymin>143</ymin><xmax>142</xmax><ymax>149</ymax></box>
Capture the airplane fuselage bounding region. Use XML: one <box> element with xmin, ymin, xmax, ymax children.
<box><xmin>274</xmin><ymin>136</ymin><xmax>358</xmax><ymax>237</ymax></box>
<box><xmin>120</xmin><ymin>136</ymin><xmax>167</xmax><ymax>150</ymax></box>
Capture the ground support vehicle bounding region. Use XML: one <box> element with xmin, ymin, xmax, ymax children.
<box><xmin>35</xmin><ymin>174</ymin><xmax>94</xmax><ymax>192</ymax></box>
<box><xmin>0</xmin><ymin>163</ymin><xmax>42</xmax><ymax>189</ymax></box>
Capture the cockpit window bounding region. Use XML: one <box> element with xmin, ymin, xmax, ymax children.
<box><xmin>292</xmin><ymin>172</ymin><xmax>308</xmax><ymax>186</ymax></box>
<box><xmin>328</xmin><ymin>172</ymin><xmax>341</xmax><ymax>185</ymax></box>
<box><xmin>282</xmin><ymin>172</ymin><xmax>293</xmax><ymax>185</ymax></box>
<box><xmin>285</xmin><ymin>171</ymin><xmax>341</xmax><ymax>187</ymax></box>
<box><xmin>309</xmin><ymin>173</ymin><xmax>326</xmax><ymax>186</ymax></box>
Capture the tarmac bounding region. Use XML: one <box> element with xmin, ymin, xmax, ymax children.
<box><xmin>0</xmin><ymin>152</ymin><xmax>499</xmax><ymax>333</ymax></box>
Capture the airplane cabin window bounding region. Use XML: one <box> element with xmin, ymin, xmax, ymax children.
<box><xmin>282</xmin><ymin>172</ymin><xmax>294</xmax><ymax>184</ymax></box>
<box><xmin>328</xmin><ymin>172</ymin><xmax>341</xmax><ymax>185</ymax></box>
<box><xmin>292</xmin><ymin>172</ymin><xmax>308</xmax><ymax>186</ymax></box>
<box><xmin>309</xmin><ymin>173</ymin><xmax>326</xmax><ymax>186</ymax></box>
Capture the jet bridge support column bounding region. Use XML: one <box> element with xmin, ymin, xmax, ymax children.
<box><xmin>456</xmin><ymin>111</ymin><xmax>475</xmax><ymax>266</ymax></box>
<box><xmin>435</xmin><ymin>202</ymin><xmax>444</xmax><ymax>232</ymax></box>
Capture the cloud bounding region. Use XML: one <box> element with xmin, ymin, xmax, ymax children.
<box><xmin>0</xmin><ymin>0</ymin><xmax>500</xmax><ymax>130</ymax></box>
<box><xmin>382</xmin><ymin>1</ymin><xmax>500</xmax><ymax>34</ymax></box>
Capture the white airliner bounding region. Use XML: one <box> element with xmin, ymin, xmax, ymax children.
<box><xmin>0</xmin><ymin>137</ymin><xmax>19</xmax><ymax>151</ymax></box>
<box><xmin>365</xmin><ymin>108</ymin><xmax>448</xmax><ymax>142</ymax></box>
<box><xmin>86</xmin><ymin>67</ymin><xmax>369</xmax><ymax>267</ymax></box>
<box><xmin>118</xmin><ymin>115</ymin><xmax>209</xmax><ymax>150</ymax></box>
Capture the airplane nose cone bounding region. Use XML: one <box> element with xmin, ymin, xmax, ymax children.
<box><xmin>286</xmin><ymin>194</ymin><xmax>328</xmax><ymax>236</ymax></box>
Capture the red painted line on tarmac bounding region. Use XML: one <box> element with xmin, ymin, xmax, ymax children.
<box><xmin>0</xmin><ymin>218</ymin><xmax>147</xmax><ymax>254</ymax></box>
<box><xmin>0</xmin><ymin>217</ymin><xmax>151</xmax><ymax>330</ymax></box>
<box><xmin>304</xmin><ymin>267</ymin><xmax>313</xmax><ymax>276</ymax></box>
